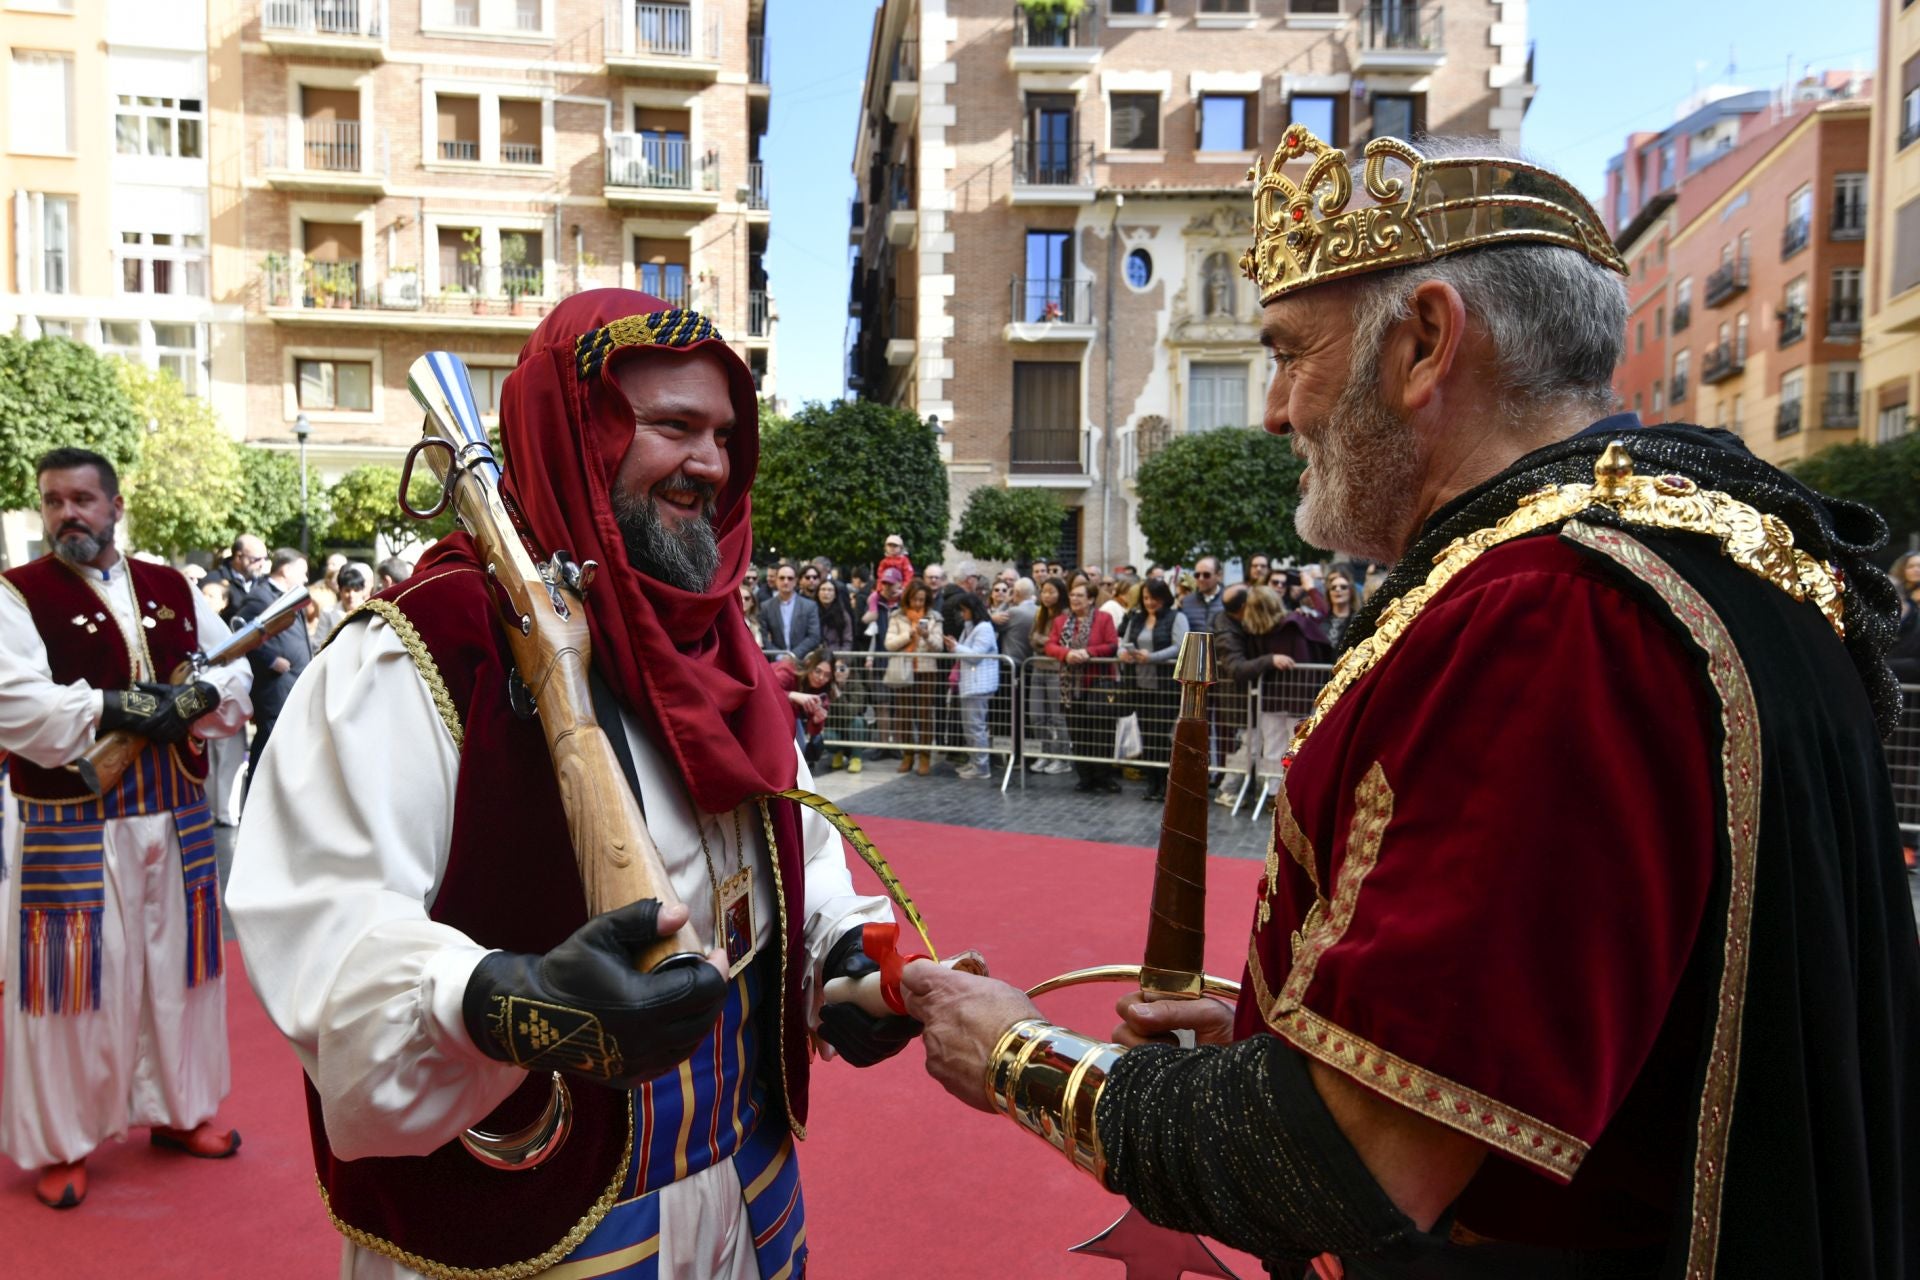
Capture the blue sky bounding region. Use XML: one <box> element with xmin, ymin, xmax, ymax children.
<box><xmin>763</xmin><ymin>0</ymin><xmax>1880</xmax><ymax>411</ymax></box>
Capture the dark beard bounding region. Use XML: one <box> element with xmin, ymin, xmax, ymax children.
<box><xmin>51</xmin><ymin>519</ymin><xmax>112</xmax><ymax>566</ymax></box>
<box><xmin>612</xmin><ymin>480</ymin><xmax>721</xmax><ymax>593</ymax></box>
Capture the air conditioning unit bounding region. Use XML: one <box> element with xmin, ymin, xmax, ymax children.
<box><xmin>381</xmin><ymin>274</ymin><xmax>421</xmax><ymax>309</ymax></box>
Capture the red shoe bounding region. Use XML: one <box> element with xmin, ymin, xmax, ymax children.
<box><xmin>149</xmin><ymin>1122</ymin><xmax>241</xmax><ymax>1159</ymax></box>
<box><xmin>35</xmin><ymin>1160</ymin><xmax>85</xmax><ymax>1209</ymax></box>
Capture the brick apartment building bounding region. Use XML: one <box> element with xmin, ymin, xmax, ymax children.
<box><xmin>210</xmin><ymin>0</ymin><xmax>774</xmax><ymax>480</ymax></box>
<box><xmin>1610</xmin><ymin>83</ymin><xmax>1869</xmax><ymax>468</ymax></box>
<box><xmin>1601</xmin><ymin>86</ymin><xmax>1774</xmax><ymax>241</ymax></box>
<box><xmin>1861</xmin><ymin>0</ymin><xmax>1920</xmax><ymax>445</ymax></box>
<box><xmin>846</xmin><ymin>0</ymin><xmax>1524</xmax><ymax>569</ymax></box>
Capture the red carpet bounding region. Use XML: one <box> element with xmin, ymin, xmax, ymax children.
<box><xmin>1</xmin><ymin>816</ymin><xmax>1268</xmax><ymax>1277</ymax></box>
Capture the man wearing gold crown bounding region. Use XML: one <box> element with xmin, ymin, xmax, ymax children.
<box><xmin>902</xmin><ymin>129</ymin><xmax>1918</xmax><ymax>1278</ymax></box>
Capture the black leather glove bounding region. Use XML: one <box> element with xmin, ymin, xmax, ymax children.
<box><xmin>462</xmin><ymin>898</ymin><xmax>728</xmax><ymax>1089</ymax></box>
<box><xmin>99</xmin><ymin>681</ymin><xmax>221</xmax><ymax>744</ymax></box>
<box><xmin>817</xmin><ymin>925</ymin><xmax>922</xmax><ymax>1068</ymax></box>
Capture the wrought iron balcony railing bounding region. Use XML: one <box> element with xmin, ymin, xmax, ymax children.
<box><xmin>1670</xmin><ymin>372</ymin><xmax>1688</xmax><ymax>403</ymax></box>
<box><xmin>1831</xmin><ymin>202</ymin><xmax>1866</xmax><ymax>240</ymax></box>
<box><xmin>1672</xmin><ymin>300</ymin><xmax>1691</xmax><ymax>333</ymax></box>
<box><xmin>1827</xmin><ymin>297</ymin><xmax>1862</xmax><ymax>338</ymax></box>
<box><xmin>1822</xmin><ymin>393</ymin><xmax>1860</xmax><ymax>429</ymax></box>
<box><xmin>1013</xmin><ymin>139</ymin><xmax>1094</xmax><ymax>187</ymax></box>
<box><xmin>606</xmin><ymin>135</ymin><xmax>718</xmax><ymax>191</ymax></box>
<box><xmin>749</xmin><ymin>288</ymin><xmax>770</xmax><ymax>337</ymax></box>
<box><xmin>263</xmin><ymin>0</ymin><xmax>384</xmax><ymax>38</ymax></box>
<box><xmin>891</xmin><ymin>37</ymin><xmax>918</xmax><ymax>81</ymax></box>
<box><xmin>1700</xmin><ymin>341</ymin><xmax>1744</xmax><ymax>385</ymax></box>
<box><xmin>1010</xmin><ymin>276</ymin><xmax>1095</xmax><ymax>325</ymax></box>
<box><xmin>748</xmin><ymin>161</ymin><xmax>768</xmax><ymax>210</ymax></box>
<box><xmin>1778</xmin><ymin>306</ymin><xmax>1806</xmax><ymax>347</ymax></box>
<box><xmin>1775</xmin><ymin>399</ymin><xmax>1803</xmax><ymax>437</ymax></box>
<box><xmin>1704</xmin><ymin>261</ymin><xmax>1748</xmax><ymax>307</ymax></box>
<box><xmin>1363</xmin><ymin>3</ymin><xmax>1444</xmax><ymax>51</ymax></box>
<box><xmin>1014</xmin><ymin>2</ymin><xmax>1095</xmax><ymax>48</ymax></box>
<box><xmin>749</xmin><ymin>33</ymin><xmax>769</xmax><ymax>83</ymax></box>
<box><xmin>1781</xmin><ymin>217</ymin><xmax>1811</xmax><ymax>259</ymax></box>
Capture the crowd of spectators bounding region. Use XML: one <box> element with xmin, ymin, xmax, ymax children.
<box><xmin>741</xmin><ymin>535</ymin><xmax>1395</xmax><ymax>797</ymax></box>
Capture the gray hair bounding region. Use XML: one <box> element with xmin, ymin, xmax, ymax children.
<box><xmin>1013</xmin><ymin>576</ymin><xmax>1036</xmax><ymax>602</ymax></box>
<box><xmin>1345</xmin><ymin>138</ymin><xmax>1627</xmax><ymax>422</ymax></box>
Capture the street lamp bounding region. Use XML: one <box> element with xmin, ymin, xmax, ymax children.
<box><xmin>927</xmin><ymin>413</ymin><xmax>944</xmax><ymax>437</ymax></box>
<box><xmin>293</xmin><ymin>412</ymin><xmax>312</xmax><ymax>556</ymax></box>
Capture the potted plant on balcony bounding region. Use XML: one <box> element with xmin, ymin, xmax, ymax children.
<box><xmin>1018</xmin><ymin>0</ymin><xmax>1085</xmax><ymax>42</ymax></box>
<box><xmin>262</xmin><ymin>252</ymin><xmax>290</xmax><ymax>307</ymax></box>
<box><xmin>460</xmin><ymin>228</ymin><xmax>486</xmax><ymax>313</ymax></box>
<box><xmin>501</xmin><ymin>233</ymin><xmax>530</xmax><ymax>315</ymax></box>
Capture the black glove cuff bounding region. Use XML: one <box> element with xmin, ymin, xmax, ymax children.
<box><xmin>1097</xmin><ymin>1034</ymin><xmax>1424</xmax><ymax>1266</ymax></box>
<box><xmin>824</xmin><ymin>924</ymin><xmax>877</xmax><ymax>982</ymax></box>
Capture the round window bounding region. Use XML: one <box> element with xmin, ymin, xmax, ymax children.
<box><xmin>1125</xmin><ymin>248</ymin><xmax>1153</xmax><ymax>290</ymax></box>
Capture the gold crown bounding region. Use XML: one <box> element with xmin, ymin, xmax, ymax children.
<box><xmin>1240</xmin><ymin>127</ymin><xmax>1627</xmax><ymax>304</ymax></box>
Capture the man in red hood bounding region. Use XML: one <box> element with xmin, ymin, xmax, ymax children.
<box><xmin>231</xmin><ymin>293</ymin><xmax>909</xmax><ymax>1279</ymax></box>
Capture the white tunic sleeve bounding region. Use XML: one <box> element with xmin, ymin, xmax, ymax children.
<box><xmin>186</xmin><ymin>579</ymin><xmax>252</xmax><ymax>739</ymax></box>
<box><xmin>226</xmin><ymin>613</ymin><xmax>522</xmax><ymax>1161</ymax></box>
<box><xmin>791</xmin><ymin>751</ymin><xmax>893</xmax><ymax>1026</ymax></box>
<box><xmin>0</xmin><ymin>578</ymin><xmax>104</xmax><ymax>767</ymax></box>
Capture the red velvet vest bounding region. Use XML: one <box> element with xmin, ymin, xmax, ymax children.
<box><xmin>3</xmin><ymin>554</ymin><xmax>206</xmax><ymax>801</ymax></box>
<box><xmin>307</xmin><ymin>545</ymin><xmax>815</xmax><ymax>1274</ymax></box>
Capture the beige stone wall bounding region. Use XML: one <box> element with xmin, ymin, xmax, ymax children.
<box><xmin>219</xmin><ymin>0</ymin><xmax>771</xmax><ymax>475</ymax></box>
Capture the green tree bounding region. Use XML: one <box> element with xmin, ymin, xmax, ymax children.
<box><xmin>232</xmin><ymin>445</ymin><xmax>328</xmax><ymax>551</ymax></box>
<box><xmin>1133</xmin><ymin>426</ymin><xmax>1320</xmax><ymax>567</ymax></box>
<box><xmin>1786</xmin><ymin>430</ymin><xmax>1920</xmax><ymax>555</ymax></box>
<box><xmin>327</xmin><ymin>464</ymin><xmax>454</xmax><ymax>551</ymax></box>
<box><xmin>952</xmin><ymin>485</ymin><xmax>1064</xmax><ymax>564</ymax></box>
<box><xmin>753</xmin><ymin>399</ymin><xmax>948</xmax><ymax>567</ymax></box>
<box><xmin>118</xmin><ymin>364</ymin><xmax>245</xmax><ymax>558</ymax></box>
<box><xmin>0</xmin><ymin>336</ymin><xmax>144</xmax><ymax>563</ymax></box>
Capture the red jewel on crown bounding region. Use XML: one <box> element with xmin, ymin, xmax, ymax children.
<box><xmin>1291</xmin><ymin>206</ymin><xmax>1306</xmax><ymax>222</ymax></box>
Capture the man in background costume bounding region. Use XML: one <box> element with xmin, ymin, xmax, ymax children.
<box><xmin>903</xmin><ymin>130</ymin><xmax>1918</xmax><ymax>1277</ymax></box>
<box><xmin>0</xmin><ymin>447</ymin><xmax>251</xmax><ymax>1209</ymax></box>
<box><xmin>230</xmin><ymin>291</ymin><xmax>915</xmax><ymax>1279</ymax></box>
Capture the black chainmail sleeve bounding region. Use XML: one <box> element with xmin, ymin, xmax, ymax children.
<box><xmin>1096</xmin><ymin>1034</ymin><xmax>1424</xmax><ymax>1268</ymax></box>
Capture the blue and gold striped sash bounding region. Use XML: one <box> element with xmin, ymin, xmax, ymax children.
<box><xmin>551</xmin><ymin>957</ymin><xmax>808</xmax><ymax>1278</ymax></box>
<box><xmin>16</xmin><ymin>744</ymin><xmax>218</xmax><ymax>1014</ymax></box>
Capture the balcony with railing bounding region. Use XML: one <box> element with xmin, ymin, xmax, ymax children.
<box><xmin>1012</xmin><ymin>139</ymin><xmax>1095</xmax><ymax>204</ymax></box>
<box><xmin>747</xmin><ymin>161</ymin><xmax>768</xmax><ymax>213</ymax></box>
<box><xmin>439</xmin><ymin>139</ymin><xmax>479</xmax><ymax>161</ymax></box>
<box><xmin>1356</xmin><ymin>3</ymin><xmax>1445</xmax><ymax>71</ymax></box>
<box><xmin>749</xmin><ymin>33</ymin><xmax>769</xmax><ymax>85</ymax></box>
<box><xmin>1699</xmin><ymin>341</ymin><xmax>1744</xmax><ymax>385</ymax></box>
<box><xmin>1828</xmin><ymin>297</ymin><xmax>1862</xmax><ymax>339</ymax></box>
<box><xmin>604</xmin><ymin>135</ymin><xmax>721</xmax><ymax>208</ymax></box>
<box><xmin>1902</xmin><ymin>117</ymin><xmax>1920</xmax><ymax>151</ymax></box>
<box><xmin>1831</xmin><ymin>201</ymin><xmax>1867</xmax><ymax>241</ymax></box>
<box><xmin>884</xmin><ymin>295</ymin><xmax>916</xmax><ymax>366</ymax></box>
<box><xmin>261</xmin><ymin>0</ymin><xmax>387</xmax><ymax>57</ymax></box>
<box><xmin>501</xmin><ymin>141</ymin><xmax>541</xmax><ymax>165</ymax></box>
<box><xmin>885</xmin><ymin>164</ymin><xmax>917</xmax><ymax>244</ymax></box>
<box><xmin>1704</xmin><ymin>261</ymin><xmax>1748</xmax><ymax>307</ymax></box>
<box><xmin>887</xmin><ymin>36</ymin><xmax>920</xmax><ymax>122</ymax></box>
<box><xmin>849</xmin><ymin>197</ymin><xmax>866</xmax><ymax>244</ymax></box>
<box><xmin>1822</xmin><ymin>392</ymin><xmax>1860</xmax><ymax>429</ymax></box>
<box><xmin>1778</xmin><ymin>305</ymin><xmax>1806</xmax><ymax>347</ymax></box>
<box><xmin>1011</xmin><ymin>422</ymin><xmax>1084</xmax><ymax>475</ymax></box>
<box><xmin>1007</xmin><ymin>276</ymin><xmax>1095</xmax><ymax>341</ymax></box>
<box><xmin>1672</xmin><ymin>300</ymin><xmax>1691</xmax><ymax>333</ymax></box>
<box><xmin>263</xmin><ymin>254</ymin><xmax>585</xmax><ymax>332</ymax></box>
<box><xmin>748</xmin><ymin>288</ymin><xmax>771</xmax><ymax>339</ymax></box>
<box><xmin>1009</xmin><ymin>3</ymin><xmax>1099</xmax><ymax>72</ymax></box>
<box><xmin>1670</xmin><ymin>372</ymin><xmax>1688</xmax><ymax>403</ymax></box>
<box><xmin>1775</xmin><ymin>398</ymin><xmax>1803</xmax><ymax>437</ymax></box>
<box><xmin>608</xmin><ymin>1</ymin><xmax>721</xmax><ymax>77</ymax></box>
<box><xmin>259</xmin><ymin>119</ymin><xmax>390</xmax><ymax>193</ymax></box>
<box><xmin>1781</xmin><ymin>217</ymin><xmax>1811</xmax><ymax>259</ymax></box>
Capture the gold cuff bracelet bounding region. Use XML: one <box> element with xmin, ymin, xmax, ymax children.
<box><xmin>984</xmin><ymin>1018</ymin><xmax>1123</xmax><ymax>1182</ymax></box>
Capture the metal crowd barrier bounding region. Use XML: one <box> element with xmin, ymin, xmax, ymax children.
<box><xmin>1893</xmin><ymin>684</ymin><xmax>1919</xmax><ymax>841</ymax></box>
<box><xmin>810</xmin><ymin>648</ymin><xmax>1022</xmax><ymax>790</ymax></box>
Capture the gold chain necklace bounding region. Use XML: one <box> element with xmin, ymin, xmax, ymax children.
<box><xmin>689</xmin><ymin>801</ymin><xmax>744</xmax><ymax>949</ymax></box>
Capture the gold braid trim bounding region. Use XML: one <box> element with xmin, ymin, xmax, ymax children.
<box><xmin>757</xmin><ymin>798</ymin><xmax>806</xmax><ymax>1141</ymax></box>
<box><xmin>767</xmin><ymin>786</ymin><xmax>940</xmax><ymax>961</ymax></box>
<box><xmin>1559</xmin><ymin>522</ymin><xmax>1762</xmax><ymax>1280</ymax></box>
<box><xmin>1288</xmin><ymin>441</ymin><xmax>1845</xmax><ymax>762</ymax></box>
<box><xmin>312</xmin><ymin>1093</ymin><xmax>635</xmax><ymax>1280</ymax></box>
<box><xmin>325</xmin><ymin>598</ymin><xmax>465</xmax><ymax>752</ymax></box>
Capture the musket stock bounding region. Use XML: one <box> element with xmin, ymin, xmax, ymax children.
<box><xmin>74</xmin><ymin>584</ymin><xmax>310</xmax><ymax>796</ymax></box>
<box><xmin>405</xmin><ymin>352</ymin><xmax>703</xmax><ymax>972</ymax></box>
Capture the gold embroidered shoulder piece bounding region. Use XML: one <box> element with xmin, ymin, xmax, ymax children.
<box><xmin>1288</xmin><ymin>441</ymin><xmax>1845</xmax><ymax>761</ymax></box>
